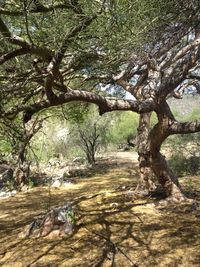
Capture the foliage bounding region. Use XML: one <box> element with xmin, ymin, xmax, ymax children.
<box><xmin>150</xmin><ymin>112</ymin><xmax>158</xmax><ymax>127</ymax></box>
<box><xmin>169</xmin><ymin>153</ymin><xmax>200</xmax><ymax>177</ymax></box>
<box><xmin>29</xmin><ymin>118</ymin><xmax>68</xmax><ymax>162</ymax></box>
<box><xmin>0</xmin><ymin>139</ymin><xmax>12</xmax><ymax>159</ymax></box>
<box><xmin>166</xmin><ymin>96</ymin><xmax>200</xmax><ymax>177</ymax></box>
<box><xmin>27</xmin><ymin>176</ymin><xmax>35</xmax><ymax>188</ymax></box>
<box><xmin>169</xmin><ymin>95</ymin><xmax>200</xmax><ymax>122</ymax></box>
<box><xmin>61</xmin><ymin>103</ymin><xmax>90</xmax><ymax>124</ymax></box>
<box><xmin>65</xmin><ymin>206</ymin><xmax>76</xmax><ymax>226</ymax></box>
<box><xmin>0</xmin><ymin>0</ymin><xmax>198</xmax><ymax>117</ymax></box>
<box><xmin>69</xmin><ymin>105</ymin><xmax>111</xmax><ymax>163</ymax></box>
<box><xmin>166</xmin><ymin>96</ymin><xmax>200</xmax><ymax>147</ymax></box>
<box><xmin>0</xmin><ymin>117</ymin><xmax>25</xmax><ymax>163</ymax></box>
<box><xmin>29</xmin><ymin>104</ymin><xmax>140</xmax><ymax>163</ymax></box>
<box><xmin>108</xmin><ymin>111</ymin><xmax>139</xmax><ymax>147</ymax></box>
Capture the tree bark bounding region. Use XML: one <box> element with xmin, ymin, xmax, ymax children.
<box><xmin>134</xmin><ymin>102</ymin><xmax>187</xmax><ymax>201</ymax></box>
<box><xmin>148</xmin><ymin>102</ymin><xmax>187</xmax><ymax>201</ymax></box>
<box><xmin>135</xmin><ymin>113</ymin><xmax>156</xmax><ymax>196</ymax></box>
<box><xmin>150</xmin><ymin>150</ymin><xmax>185</xmax><ymax>201</ymax></box>
<box><xmin>86</xmin><ymin>151</ymin><xmax>96</xmax><ymax>164</ymax></box>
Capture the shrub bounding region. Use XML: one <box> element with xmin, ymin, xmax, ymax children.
<box><xmin>169</xmin><ymin>153</ymin><xmax>200</xmax><ymax>177</ymax></box>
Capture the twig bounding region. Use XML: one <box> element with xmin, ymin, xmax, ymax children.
<box><xmin>22</xmin><ymin>0</ymin><xmax>34</xmax><ymax>45</ymax></box>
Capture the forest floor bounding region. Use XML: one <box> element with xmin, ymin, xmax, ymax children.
<box><xmin>0</xmin><ymin>152</ymin><xmax>200</xmax><ymax>267</ymax></box>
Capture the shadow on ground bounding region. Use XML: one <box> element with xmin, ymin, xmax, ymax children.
<box><xmin>0</xmin><ymin>153</ymin><xmax>200</xmax><ymax>267</ymax></box>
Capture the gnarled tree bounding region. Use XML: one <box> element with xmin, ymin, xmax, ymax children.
<box><xmin>0</xmin><ymin>0</ymin><xmax>200</xmax><ymax>200</ymax></box>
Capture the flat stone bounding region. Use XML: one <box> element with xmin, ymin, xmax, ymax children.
<box><xmin>51</xmin><ymin>180</ymin><xmax>62</xmax><ymax>188</ymax></box>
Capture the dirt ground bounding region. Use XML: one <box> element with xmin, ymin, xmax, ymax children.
<box><xmin>0</xmin><ymin>152</ymin><xmax>200</xmax><ymax>267</ymax></box>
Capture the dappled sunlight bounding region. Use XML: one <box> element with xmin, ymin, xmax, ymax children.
<box><xmin>0</xmin><ymin>157</ymin><xmax>200</xmax><ymax>266</ymax></box>
<box><xmin>1</xmin><ymin>0</ymin><xmax>200</xmax><ymax>265</ymax></box>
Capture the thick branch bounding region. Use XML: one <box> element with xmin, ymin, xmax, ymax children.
<box><xmin>169</xmin><ymin>120</ymin><xmax>200</xmax><ymax>134</ymax></box>
<box><xmin>0</xmin><ymin>48</ymin><xmax>29</xmax><ymax>65</ymax></box>
<box><xmin>159</xmin><ymin>46</ymin><xmax>200</xmax><ymax>99</ymax></box>
<box><xmin>3</xmin><ymin>89</ymin><xmax>155</xmax><ymax>122</ymax></box>
<box><xmin>0</xmin><ymin>16</ymin><xmax>52</xmax><ymax>61</ymax></box>
<box><xmin>152</xmin><ymin>25</ymin><xmax>190</xmax><ymax>59</ymax></box>
<box><xmin>53</xmin><ymin>16</ymin><xmax>96</xmax><ymax>69</ymax></box>
<box><xmin>44</xmin><ymin>15</ymin><xmax>96</xmax><ymax>101</ymax></box>
<box><xmin>171</xmin><ymin>37</ymin><xmax>200</xmax><ymax>65</ymax></box>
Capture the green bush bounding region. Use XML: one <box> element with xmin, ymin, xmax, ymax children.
<box><xmin>27</xmin><ymin>176</ymin><xmax>35</xmax><ymax>188</ymax></box>
<box><xmin>169</xmin><ymin>154</ymin><xmax>200</xmax><ymax>177</ymax></box>
<box><xmin>188</xmin><ymin>156</ymin><xmax>200</xmax><ymax>175</ymax></box>
<box><xmin>108</xmin><ymin>111</ymin><xmax>139</xmax><ymax>147</ymax></box>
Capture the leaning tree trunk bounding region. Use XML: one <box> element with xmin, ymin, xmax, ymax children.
<box><xmin>147</xmin><ymin>101</ymin><xmax>187</xmax><ymax>201</ymax></box>
<box><xmin>135</xmin><ymin>113</ymin><xmax>156</xmax><ymax>196</ymax></box>
<box><xmin>151</xmin><ymin>152</ymin><xmax>185</xmax><ymax>201</ymax></box>
<box><xmin>134</xmin><ymin>102</ymin><xmax>187</xmax><ymax>201</ymax></box>
<box><xmin>149</xmin><ymin>124</ymin><xmax>186</xmax><ymax>201</ymax></box>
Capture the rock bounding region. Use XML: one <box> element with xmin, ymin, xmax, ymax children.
<box><xmin>51</xmin><ymin>176</ymin><xmax>76</xmax><ymax>188</ymax></box>
<box><xmin>62</xmin><ymin>181</ymin><xmax>74</xmax><ymax>187</ymax></box>
<box><xmin>51</xmin><ymin>179</ymin><xmax>62</xmax><ymax>188</ymax></box>
<box><xmin>0</xmin><ymin>191</ymin><xmax>8</xmax><ymax>198</ymax></box>
<box><xmin>62</xmin><ymin>167</ymin><xmax>70</xmax><ymax>178</ymax></box>
<box><xmin>194</xmin><ymin>152</ymin><xmax>200</xmax><ymax>157</ymax></box>
<box><xmin>11</xmin><ymin>190</ymin><xmax>17</xmax><ymax>195</ymax></box>
<box><xmin>41</xmin><ymin>214</ymin><xmax>55</xmax><ymax>237</ymax></box>
<box><xmin>67</xmin><ymin>165</ymin><xmax>89</xmax><ymax>178</ymax></box>
<box><xmin>21</xmin><ymin>185</ymin><xmax>29</xmax><ymax>192</ymax></box>
<box><xmin>72</xmin><ymin>157</ymin><xmax>85</xmax><ymax>164</ymax></box>
<box><xmin>0</xmin><ymin>189</ymin><xmax>17</xmax><ymax>199</ymax></box>
<box><xmin>110</xmin><ymin>203</ymin><xmax>119</xmax><ymax>208</ymax></box>
<box><xmin>47</xmin><ymin>158</ymin><xmax>61</xmax><ymax>168</ymax></box>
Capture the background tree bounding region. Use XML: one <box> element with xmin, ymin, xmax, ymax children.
<box><xmin>0</xmin><ymin>115</ymin><xmax>45</xmax><ymax>188</ymax></box>
<box><xmin>108</xmin><ymin>111</ymin><xmax>139</xmax><ymax>149</ymax></box>
<box><xmin>70</xmin><ymin>106</ymin><xmax>110</xmax><ymax>164</ymax></box>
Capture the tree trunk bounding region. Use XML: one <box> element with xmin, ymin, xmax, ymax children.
<box><xmin>14</xmin><ymin>142</ymin><xmax>30</xmax><ymax>188</ymax></box>
<box><xmin>135</xmin><ymin>113</ymin><xmax>156</xmax><ymax>196</ymax></box>
<box><xmin>150</xmin><ymin>151</ymin><xmax>186</xmax><ymax>201</ymax></box>
<box><xmin>18</xmin><ymin>143</ymin><xmax>26</xmax><ymax>165</ymax></box>
<box><xmin>148</xmin><ymin>102</ymin><xmax>187</xmax><ymax>201</ymax></box>
<box><xmin>134</xmin><ymin>103</ymin><xmax>187</xmax><ymax>201</ymax></box>
<box><xmin>86</xmin><ymin>150</ymin><xmax>96</xmax><ymax>164</ymax></box>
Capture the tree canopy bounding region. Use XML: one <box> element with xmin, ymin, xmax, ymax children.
<box><xmin>0</xmin><ymin>0</ymin><xmax>199</xmax><ymax>120</ymax></box>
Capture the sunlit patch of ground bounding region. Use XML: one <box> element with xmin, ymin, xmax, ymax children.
<box><xmin>0</xmin><ymin>152</ymin><xmax>200</xmax><ymax>267</ymax></box>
